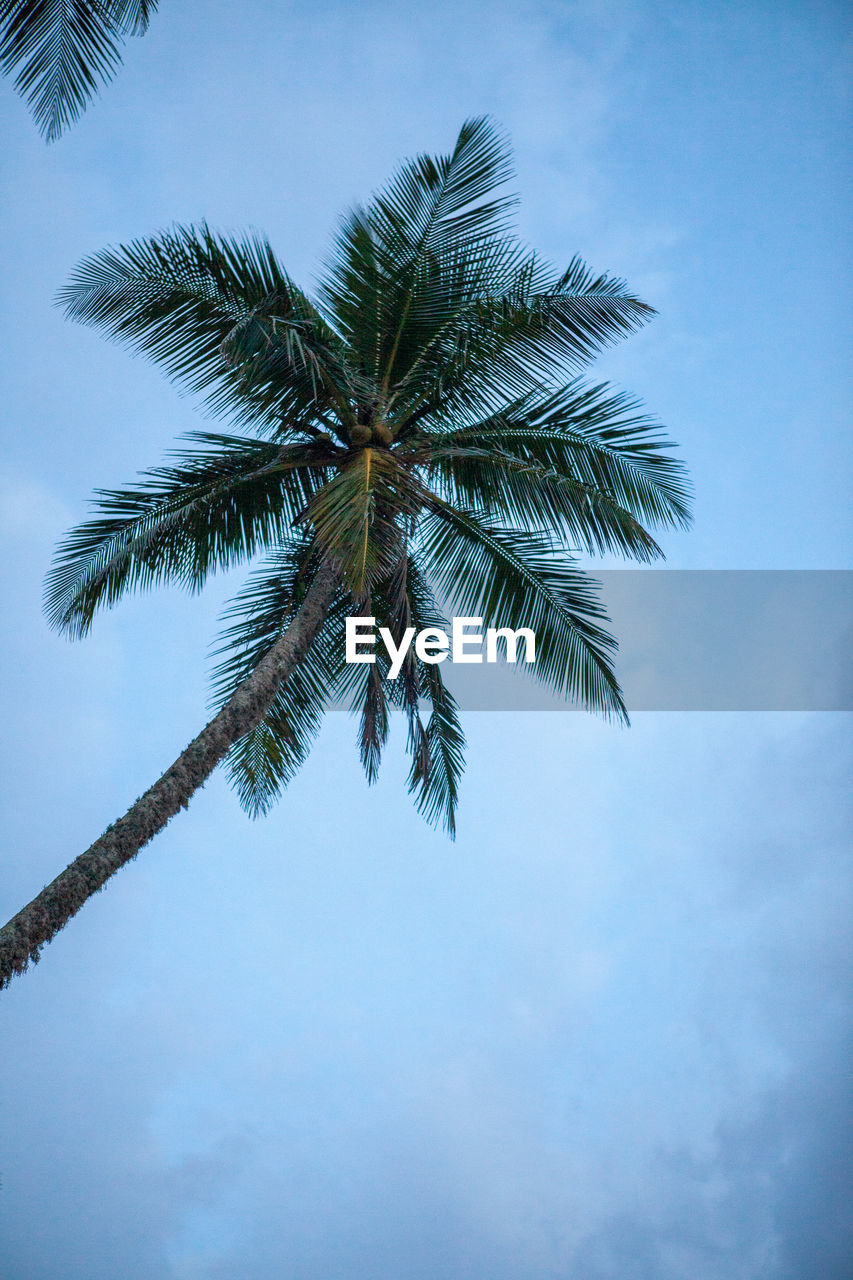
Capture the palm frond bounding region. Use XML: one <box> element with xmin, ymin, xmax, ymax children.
<box><xmin>211</xmin><ymin>543</ymin><xmax>349</xmax><ymax>816</ymax></box>
<box><xmin>417</xmin><ymin>381</ymin><xmax>692</xmax><ymax>531</ymax></box>
<box><xmin>420</xmin><ymin>504</ymin><xmax>627</xmax><ymax>721</ymax></box>
<box><xmin>302</xmin><ymin>447</ymin><xmax>426</xmax><ymax>599</ymax></box>
<box><xmin>320</xmin><ymin>116</ymin><xmax>517</xmax><ymax>386</ymax></box>
<box><xmin>408</xmin><ymin>669</ymin><xmax>465</xmax><ymax>837</ymax></box>
<box><xmin>400</xmin><ymin>557</ymin><xmax>465</xmax><ymax>836</ymax></box>
<box><xmin>1</xmin><ymin>0</ymin><xmax>158</xmax><ymax>142</ymax></box>
<box><xmin>390</xmin><ymin>255</ymin><xmax>654</xmax><ymax>429</ymax></box>
<box><xmin>104</xmin><ymin>0</ymin><xmax>156</xmax><ymax>34</ymax></box>
<box><xmin>331</xmin><ymin>553</ymin><xmax>465</xmax><ymax>828</ymax></box>
<box><xmin>424</xmin><ymin>446</ymin><xmax>663</xmax><ymax>561</ymax></box>
<box><xmin>57</xmin><ymin>224</ymin><xmax>356</xmax><ymax>432</ymax></box>
<box><xmin>45</xmin><ymin>433</ymin><xmax>333</xmax><ymax>636</ymax></box>
<box><xmin>356</xmin><ymin>661</ymin><xmax>390</xmax><ymax>784</ymax></box>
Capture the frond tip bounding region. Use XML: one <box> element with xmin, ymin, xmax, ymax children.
<box><xmin>1</xmin><ymin>0</ymin><xmax>160</xmax><ymax>141</ymax></box>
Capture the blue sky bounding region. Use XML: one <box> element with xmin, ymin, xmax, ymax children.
<box><xmin>0</xmin><ymin>2</ymin><xmax>850</xmax><ymax>1276</ymax></box>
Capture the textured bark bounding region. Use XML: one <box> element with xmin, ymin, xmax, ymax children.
<box><xmin>0</xmin><ymin>561</ymin><xmax>341</xmax><ymax>990</ymax></box>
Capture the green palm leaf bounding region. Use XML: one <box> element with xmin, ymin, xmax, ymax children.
<box><xmin>408</xmin><ymin>670</ymin><xmax>465</xmax><ymax>837</ymax></box>
<box><xmin>389</xmin><ymin>255</ymin><xmax>654</xmax><ymax>429</ymax></box>
<box><xmin>421</xmin><ymin>381</ymin><xmax>692</xmax><ymax>530</ymax></box>
<box><xmin>399</xmin><ymin>557</ymin><xmax>465</xmax><ymax>835</ymax></box>
<box><xmin>320</xmin><ymin>117</ymin><xmax>518</xmax><ymax>385</ymax></box>
<box><xmin>45</xmin><ymin>433</ymin><xmax>335</xmax><ymax>636</ymax></box>
<box><xmin>420</xmin><ymin>503</ymin><xmax>627</xmax><ymax>722</ymax></box>
<box><xmin>423</xmin><ymin>446</ymin><xmax>663</xmax><ymax>560</ymax></box>
<box><xmin>1</xmin><ymin>0</ymin><xmax>157</xmax><ymax>141</ymax></box>
<box><xmin>57</xmin><ymin>224</ymin><xmax>357</xmax><ymax>433</ymax></box>
<box><xmin>211</xmin><ymin>542</ymin><xmax>350</xmax><ymax>816</ymax></box>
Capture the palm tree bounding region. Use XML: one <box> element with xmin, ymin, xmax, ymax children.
<box><xmin>0</xmin><ymin>119</ymin><xmax>691</xmax><ymax>989</ymax></box>
<box><xmin>1</xmin><ymin>0</ymin><xmax>158</xmax><ymax>141</ymax></box>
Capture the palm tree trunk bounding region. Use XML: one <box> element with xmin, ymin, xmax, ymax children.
<box><xmin>0</xmin><ymin>561</ymin><xmax>341</xmax><ymax>991</ymax></box>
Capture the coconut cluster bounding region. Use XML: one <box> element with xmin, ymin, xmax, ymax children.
<box><xmin>349</xmin><ymin>422</ymin><xmax>394</xmax><ymax>447</ymax></box>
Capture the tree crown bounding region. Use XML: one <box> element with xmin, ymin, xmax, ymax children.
<box><xmin>50</xmin><ymin>118</ymin><xmax>692</xmax><ymax>833</ymax></box>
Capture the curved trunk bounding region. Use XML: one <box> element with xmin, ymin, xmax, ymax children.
<box><xmin>0</xmin><ymin>561</ymin><xmax>341</xmax><ymax>991</ymax></box>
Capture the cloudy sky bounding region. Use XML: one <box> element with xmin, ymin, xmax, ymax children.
<box><xmin>1</xmin><ymin>1</ymin><xmax>851</xmax><ymax>1276</ymax></box>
